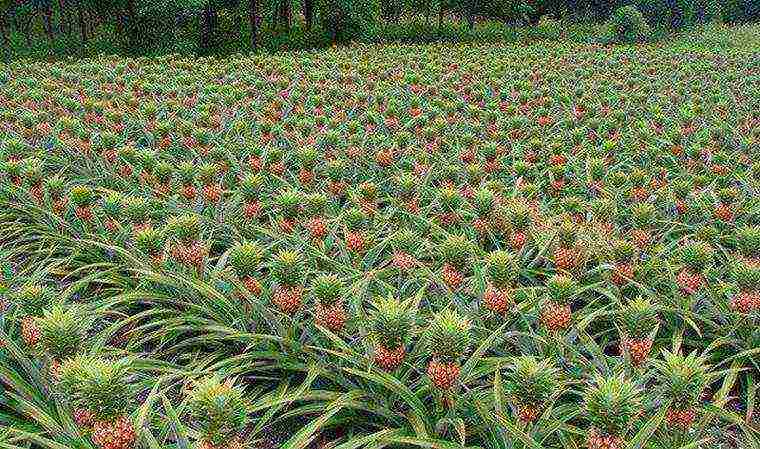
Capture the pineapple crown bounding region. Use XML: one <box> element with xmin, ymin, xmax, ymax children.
<box><xmin>23</xmin><ymin>157</ymin><xmax>42</xmax><ymax>184</ymax></box>
<box><xmin>275</xmin><ymin>189</ymin><xmax>302</xmax><ymax>219</ymax></box>
<box><xmin>36</xmin><ymin>304</ymin><xmax>90</xmax><ymax>361</ymax></box>
<box><xmin>546</xmin><ymin>274</ymin><xmax>576</xmax><ymax>305</ymax></box>
<box><xmin>717</xmin><ymin>187</ymin><xmax>738</xmax><ymax>205</ymax></box>
<box><xmin>506</xmin><ymin>356</ymin><xmax>561</xmax><ymax>406</ymax></box>
<box><xmin>735</xmin><ymin>226</ymin><xmax>760</xmax><ymax>259</ymax></box>
<box><xmin>556</xmin><ymin>220</ymin><xmax>578</xmax><ymax>248</ymax></box>
<box><xmin>13</xmin><ymin>284</ymin><xmax>52</xmax><ymax>317</ymax></box>
<box><xmin>271</xmin><ymin>249</ymin><xmax>304</xmax><ymax>287</ymax></box>
<box><xmin>344</xmin><ymin>207</ymin><xmax>367</xmax><ymax>231</ymax></box>
<box><xmin>733</xmin><ymin>262</ymin><xmax>760</xmax><ymax>292</ymax></box>
<box><xmin>679</xmin><ymin>240</ymin><xmax>714</xmax><ymax>273</ymax></box>
<box><xmin>672</xmin><ymin>179</ymin><xmax>691</xmax><ymax>199</ymax></box>
<box><xmin>486</xmin><ymin>250</ymin><xmax>518</xmax><ymax>288</ymax></box>
<box><xmin>124</xmin><ymin>196</ymin><xmax>150</xmax><ymax>223</ymax></box>
<box><xmin>358</xmin><ymin>181</ymin><xmax>378</xmax><ymax>201</ymax></box>
<box><xmin>584</xmin><ymin>373</ymin><xmax>642</xmax><ymax>437</ymax></box>
<box><xmin>45</xmin><ymin>175</ymin><xmax>66</xmax><ymax>198</ymax></box>
<box><xmin>197</xmin><ymin>163</ymin><xmax>217</xmax><ymax>185</ymax></box>
<box><xmin>305</xmin><ymin>193</ymin><xmax>328</xmax><ymax>217</ymax></box>
<box><xmin>168</xmin><ymin>213</ymin><xmax>201</xmax><ymax>242</ymax></box>
<box><xmin>178</xmin><ymin>162</ymin><xmax>196</xmax><ymax>184</ymax></box>
<box><xmin>297</xmin><ymin>147</ymin><xmax>319</xmax><ymax>170</ymax></box>
<box><xmin>102</xmin><ymin>192</ymin><xmax>122</xmax><ymax>217</ymax></box>
<box><xmin>369</xmin><ymin>296</ymin><xmax>413</xmax><ymax>350</ymax></box>
<box><xmin>326</xmin><ymin>159</ymin><xmax>346</xmax><ymax>181</ymax></box>
<box><xmin>426</xmin><ymin>309</ymin><xmax>470</xmax><ymax>363</ymax></box>
<box><xmin>134</xmin><ymin>227</ymin><xmax>165</xmax><ymax>257</ymax></box>
<box><xmin>630</xmin><ymin>168</ymin><xmax>648</xmax><ymax>187</ymax></box>
<box><xmin>311</xmin><ymin>274</ymin><xmax>343</xmax><ymax>306</ymax></box>
<box><xmin>391</xmin><ymin>229</ymin><xmax>419</xmax><ymax>254</ymax></box>
<box><xmin>591</xmin><ymin>198</ymin><xmax>616</xmax><ymax>222</ymax></box>
<box><xmin>611</xmin><ymin>239</ymin><xmax>635</xmax><ymax>263</ymax></box>
<box><xmin>69</xmin><ymin>185</ymin><xmax>94</xmax><ymax>207</ymax></box>
<box><xmin>56</xmin><ymin>356</ymin><xmax>133</xmax><ymax>422</ymax></box>
<box><xmin>395</xmin><ymin>172</ymin><xmax>417</xmax><ymax>198</ymax></box>
<box><xmin>631</xmin><ymin>203</ymin><xmax>655</xmax><ymax>228</ymax></box>
<box><xmin>473</xmin><ymin>188</ymin><xmax>495</xmax><ymax>217</ymax></box>
<box><xmin>187</xmin><ymin>376</ymin><xmax>248</xmax><ymax>446</ymax></box>
<box><xmin>507</xmin><ymin>200</ymin><xmax>532</xmax><ymax>230</ymax></box>
<box><xmin>438</xmin><ymin>187</ymin><xmax>463</xmax><ymax>211</ymax></box>
<box><xmin>617</xmin><ymin>297</ymin><xmax>658</xmax><ymax>339</ymax></box>
<box><xmin>653</xmin><ymin>350</ymin><xmax>711</xmax><ymax>410</ymax></box>
<box><xmin>438</xmin><ymin>234</ymin><xmax>472</xmax><ymax>269</ymax></box>
<box><xmin>561</xmin><ymin>196</ymin><xmax>586</xmax><ymax>216</ymax></box>
<box><xmin>229</xmin><ymin>241</ymin><xmax>263</xmax><ymax>279</ymax></box>
<box><xmin>153</xmin><ymin>162</ymin><xmax>173</xmax><ymax>183</ymax></box>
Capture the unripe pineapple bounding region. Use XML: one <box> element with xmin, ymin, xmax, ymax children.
<box><xmin>395</xmin><ymin>172</ymin><xmax>419</xmax><ymax>212</ymax></box>
<box><xmin>178</xmin><ymin>161</ymin><xmax>197</xmax><ymax>200</ymax></box>
<box><xmin>134</xmin><ymin>227</ymin><xmax>165</xmax><ymax>264</ymax></box>
<box><xmin>123</xmin><ymin>196</ymin><xmax>150</xmax><ymax>231</ymax></box>
<box><xmin>617</xmin><ymin>297</ymin><xmax>657</xmax><ymax>366</ymax></box>
<box><xmin>275</xmin><ymin>189</ymin><xmax>302</xmax><ymax>233</ymax></box>
<box><xmin>238</xmin><ymin>173</ymin><xmax>262</xmax><ymax>219</ymax></box>
<box><xmin>506</xmin><ymin>199</ymin><xmax>533</xmax><ymax>250</ymax></box>
<box><xmin>609</xmin><ymin>239</ymin><xmax>635</xmax><ymax>286</ymax></box>
<box><xmin>484</xmin><ymin>250</ymin><xmax>518</xmax><ymax>315</ymax></box>
<box><xmin>472</xmin><ymin>188</ymin><xmax>495</xmax><ymax>234</ymax></box>
<box><xmin>369</xmin><ymin>296</ymin><xmax>413</xmax><ymax>371</ymax></box>
<box><xmin>426</xmin><ymin>310</ymin><xmax>470</xmax><ymax>390</ymax></box>
<box><xmin>304</xmin><ymin>193</ymin><xmax>328</xmax><ymax>241</ymax></box>
<box><xmin>311</xmin><ymin>274</ymin><xmax>346</xmax><ymax>332</ymax></box>
<box><xmin>187</xmin><ymin>376</ymin><xmax>248</xmax><ymax>449</ymax></box>
<box><xmin>505</xmin><ymin>357</ymin><xmax>561</xmax><ymax>423</ymax></box>
<box><xmin>437</xmin><ymin>187</ymin><xmax>463</xmax><ymax>227</ymax></box>
<box><xmin>541</xmin><ymin>275</ymin><xmax>576</xmax><ymax>332</ymax></box>
<box><xmin>271</xmin><ymin>250</ymin><xmax>304</xmax><ymax>313</ymax></box>
<box><xmin>101</xmin><ymin>192</ymin><xmax>122</xmax><ymax>231</ymax></box>
<box><xmin>676</xmin><ymin>241</ymin><xmax>713</xmax><ymax>295</ymax></box>
<box><xmin>153</xmin><ymin>161</ymin><xmax>173</xmax><ymax>195</ymax></box>
<box><xmin>390</xmin><ymin>229</ymin><xmax>420</xmax><ymax>271</ymax></box>
<box><xmin>36</xmin><ymin>305</ymin><xmax>90</xmax><ymax>364</ymax></box>
<box><xmin>56</xmin><ymin>356</ymin><xmax>135</xmax><ymax>449</ymax></box>
<box><xmin>198</xmin><ymin>163</ymin><xmax>221</xmax><ymax>203</ymax></box>
<box><xmin>438</xmin><ymin>234</ymin><xmax>472</xmax><ymax>290</ymax></box>
<box><xmin>344</xmin><ymin>207</ymin><xmax>368</xmax><ymax>254</ymax></box>
<box><xmin>735</xmin><ymin>225</ymin><xmax>760</xmax><ymax>264</ymax></box>
<box><xmin>356</xmin><ymin>181</ymin><xmax>378</xmax><ymax>213</ymax></box>
<box><xmin>714</xmin><ymin>187</ymin><xmax>737</xmax><ymax>221</ymax></box>
<box><xmin>14</xmin><ymin>283</ymin><xmax>53</xmax><ymax>318</ymax></box>
<box><xmin>553</xmin><ymin>220</ymin><xmax>584</xmax><ymax>272</ymax></box>
<box><xmin>629</xmin><ymin>203</ymin><xmax>655</xmax><ymax>249</ymax></box>
<box><xmin>70</xmin><ymin>185</ymin><xmax>95</xmax><ymax>222</ymax></box>
<box><xmin>229</xmin><ymin>241</ymin><xmax>263</xmax><ymax>296</ymax></box>
<box><xmin>584</xmin><ymin>374</ymin><xmax>642</xmax><ymax>449</ymax></box>
<box><xmin>652</xmin><ymin>350</ymin><xmax>712</xmax><ymax>430</ymax></box>
<box><xmin>731</xmin><ymin>262</ymin><xmax>760</xmax><ymax>313</ymax></box>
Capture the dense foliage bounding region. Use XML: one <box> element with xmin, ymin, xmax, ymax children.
<box><xmin>1</xmin><ymin>22</ymin><xmax>759</xmax><ymax>449</ymax></box>
<box><xmin>1</xmin><ymin>0</ymin><xmax>759</xmax><ymax>58</ymax></box>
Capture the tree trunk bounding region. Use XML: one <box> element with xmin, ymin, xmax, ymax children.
<box><xmin>42</xmin><ymin>5</ymin><xmax>55</xmax><ymax>42</ymax></box>
<box><xmin>200</xmin><ymin>3</ymin><xmax>218</xmax><ymax>50</ymax></box>
<box><xmin>248</xmin><ymin>0</ymin><xmax>259</xmax><ymax>48</ymax></box>
<box><xmin>76</xmin><ymin>2</ymin><xmax>87</xmax><ymax>42</ymax></box>
<box><xmin>279</xmin><ymin>0</ymin><xmax>290</xmax><ymax>29</ymax></box>
<box><xmin>438</xmin><ymin>7</ymin><xmax>444</xmax><ymax>33</ymax></box>
<box><xmin>0</xmin><ymin>15</ymin><xmax>8</xmax><ymax>47</ymax></box>
<box><xmin>58</xmin><ymin>0</ymin><xmax>70</xmax><ymax>35</ymax></box>
<box><xmin>303</xmin><ymin>0</ymin><xmax>313</xmax><ymax>29</ymax></box>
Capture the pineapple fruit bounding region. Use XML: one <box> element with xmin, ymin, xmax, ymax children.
<box><xmin>229</xmin><ymin>241</ymin><xmax>264</xmax><ymax>297</ymax></box>
<box><xmin>369</xmin><ymin>296</ymin><xmax>413</xmax><ymax>371</ymax></box>
<box><xmin>389</xmin><ymin>229</ymin><xmax>420</xmax><ymax>271</ymax></box>
<box><xmin>438</xmin><ymin>234</ymin><xmax>472</xmax><ymax>291</ymax></box>
<box><xmin>311</xmin><ymin>274</ymin><xmax>347</xmax><ymax>332</ymax></box>
<box><xmin>426</xmin><ymin>309</ymin><xmax>470</xmax><ymax>391</ymax></box>
<box><xmin>617</xmin><ymin>297</ymin><xmax>657</xmax><ymax>366</ymax></box>
<box><xmin>505</xmin><ymin>356</ymin><xmax>560</xmax><ymax>423</ymax></box>
<box><xmin>187</xmin><ymin>376</ymin><xmax>248</xmax><ymax>449</ymax></box>
<box><xmin>652</xmin><ymin>350</ymin><xmax>712</xmax><ymax>430</ymax></box>
<box><xmin>271</xmin><ymin>249</ymin><xmax>304</xmax><ymax>314</ymax></box>
<box><xmin>541</xmin><ymin>274</ymin><xmax>576</xmax><ymax>332</ymax></box>
<box><xmin>609</xmin><ymin>239</ymin><xmax>635</xmax><ymax>287</ymax></box>
<box><xmin>36</xmin><ymin>305</ymin><xmax>89</xmax><ymax>375</ymax></box>
<box><xmin>553</xmin><ymin>220</ymin><xmax>585</xmax><ymax>273</ymax></box>
<box><xmin>584</xmin><ymin>374</ymin><xmax>642</xmax><ymax>449</ymax></box>
<box><xmin>13</xmin><ymin>284</ymin><xmax>52</xmax><ymax>347</ymax></box>
<box><xmin>731</xmin><ymin>262</ymin><xmax>759</xmax><ymax>313</ymax></box>
<box><xmin>70</xmin><ymin>185</ymin><xmax>95</xmax><ymax>222</ymax></box>
<box><xmin>676</xmin><ymin>241</ymin><xmax>713</xmax><ymax>296</ymax></box>
<box><xmin>483</xmin><ymin>250</ymin><xmax>518</xmax><ymax>315</ymax></box>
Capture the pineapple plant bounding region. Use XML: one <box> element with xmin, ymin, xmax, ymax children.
<box><xmin>394</xmin><ymin>172</ymin><xmax>419</xmax><ymax>214</ymax></box>
<box><xmin>714</xmin><ymin>187</ymin><xmax>737</xmax><ymax>222</ymax></box>
<box><xmin>14</xmin><ymin>284</ymin><xmax>52</xmax><ymax>347</ymax></box>
<box><xmin>168</xmin><ymin>213</ymin><xmax>204</xmax><ymax>268</ymax></box>
<box><xmin>271</xmin><ymin>249</ymin><xmax>304</xmax><ymax>314</ymax></box>
<box><xmin>70</xmin><ymin>185</ymin><xmax>95</xmax><ymax>222</ymax></box>
<box><xmin>311</xmin><ymin>274</ymin><xmax>346</xmax><ymax>332</ymax></box>
<box><xmin>389</xmin><ymin>229</ymin><xmax>420</xmax><ymax>271</ymax></box>
<box><xmin>735</xmin><ymin>225</ymin><xmax>760</xmax><ymax>266</ymax></box>
<box><xmin>297</xmin><ymin>147</ymin><xmax>318</xmax><ymax>185</ymax></box>
<box><xmin>472</xmin><ymin>188</ymin><xmax>495</xmax><ymax>235</ymax></box>
<box><xmin>629</xmin><ymin>203</ymin><xmax>655</xmax><ymax>249</ymax></box>
<box><xmin>617</xmin><ymin>297</ymin><xmax>658</xmax><ymax>366</ymax></box>
<box><xmin>45</xmin><ymin>174</ymin><xmax>67</xmax><ymax>214</ymax></box>
<box><xmin>541</xmin><ymin>274</ymin><xmax>576</xmax><ymax>332</ymax></box>
<box><xmin>438</xmin><ymin>234</ymin><xmax>472</xmax><ymax>291</ymax></box>
<box><xmin>101</xmin><ymin>192</ymin><xmax>122</xmax><ymax>232</ymax></box>
<box><xmin>584</xmin><ymin>374</ymin><xmax>642</xmax><ymax>449</ymax></box>
<box><xmin>437</xmin><ymin>187</ymin><xmax>463</xmax><ymax>229</ymax></box>
<box><xmin>134</xmin><ymin>227</ymin><xmax>165</xmax><ymax>265</ymax></box>
<box><xmin>56</xmin><ymin>357</ymin><xmax>136</xmax><ymax>449</ymax></box>
<box><xmin>198</xmin><ymin>163</ymin><xmax>222</xmax><ymax>204</ymax></box>
<box><xmin>369</xmin><ymin>296</ymin><xmax>413</xmax><ymax>371</ymax></box>
<box><xmin>730</xmin><ymin>262</ymin><xmax>759</xmax><ymax>313</ymax></box>
<box><xmin>426</xmin><ymin>309</ymin><xmax>470</xmax><ymax>391</ymax></box>
<box><xmin>505</xmin><ymin>356</ymin><xmax>561</xmax><ymax>423</ymax></box>
<box><xmin>304</xmin><ymin>193</ymin><xmax>328</xmax><ymax>242</ymax></box>
<box><xmin>229</xmin><ymin>241</ymin><xmax>264</xmax><ymax>297</ymax></box>
<box><xmin>652</xmin><ymin>350</ymin><xmax>712</xmax><ymax>430</ymax></box>
<box><xmin>505</xmin><ymin>199</ymin><xmax>533</xmax><ymax>250</ymax></box>
<box><xmin>152</xmin><ymin>161</ymin><xmax>174</xmax><ymax>197</ymax></box>
<box><xmin>609</xmin><ymin>239</ymin><xmax>636</xmax><ymax>286</ymax></box>
<box><xmin>326</xmin><ymin>158</ymin><xmax>347</xmax><ymax>197</ymax></box>
<box><xmin>483</xmin><ymin>250</ymin><xmax>518</xmax><ymax>315</ymax></box>
<box><xmin>179</xmin><ymin>161</ymin><xmax>197</xmax><ymax>201</ymax></box>
<box><xmin>36</xmin><ymin>305</ymin><xmax>90</xmax><ymax>372</ymax></box>
<box><xmin>275</xmin><ymin>189</ymin><xmax>302</xmax><ymax>234</ymax></box>
<box><xmin>553</xmin><ymin>220</ymin><xmax>585</xmax><ymax>273</ymax></box>
<box><xmin>344</xmin><ymin>207</ymin><xmax>368</xmax><ymax>254</ymax></box>
<box><xmin>124</xmin><ymin>196</ymin><xmax>151</xmax><ymax>233</ymax></box>
<box><xmin>187</xmin><ymin>377</ymin><xmax>248</xmax><ymax>449</ymax></box>
<box><xmin>675</xmin><ymin>241</ymin><xmax>713</xmax><ymax>296</ymax></box>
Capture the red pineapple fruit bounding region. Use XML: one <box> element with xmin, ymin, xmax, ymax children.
<box><xmin>730</xmin><ymin>262</ymin><xmax>759</xmax><ymax>313</ymax></box>
<box><xmin>238</xmin><ymin>173</ymin><xmax>262</xmax><ymax>220</ymax></box>
<box><xmin>370</xmin><ymin>297</ymin><xmax>413</xmax><ymax>371</ymax></box>
<box><xmin>426</xmin><ymin>310</ymin><xmax>470</xmax><ymax>391</ymax></box>
<box><xmin>438</xmin><ymin>234</ymin><xmax>471</xmax><ymax>291</ymax></box>
<box><xmin>541</xmin><ymin>275</ymin><xmax>575</xmax><ymax>332</ymax></box>
<box><xmin>344</xmin><ymin>207</ymin><xmax>368</xmax><ymax>254</ymax></box>
<box><xmin>229</xmin><ymin>241</ymin><xmax>264</xmax><ymax>298</ymax></box>
<box><xmin>311</xmin><ymin>274</ymin><xmax>347</xmax><ymax>332</ymax></box>
<box><xmin>483</xmin><ymin>250</ymin><xmax>518</xmax><ymax>315</ymax></box>
<box><xmin>675</xmin><ymin>241</ymin><xmax>713</xmax><ymax>296</ymax></box>
<box><xmin>617</xmin><ymin>297</ymin><xmax>657</xmax><ymax>366</ymax></box>
<box><xmin>271</xmin><ymin>250</ymin><xmax>304</xmax><ymax>314</ymax></box>
<box><xmin>304</xmin><ymin>193</ymin><xmax>328</xmax><ymax>243</ymax></box>
<box><xmin>70</xmin><ymin>185</ymin><xmax>96</xmax><ymax>222</ymax></box>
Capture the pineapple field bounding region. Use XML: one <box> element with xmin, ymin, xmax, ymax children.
<box><xmin>1</xmin><ymin>23</ymin><xmax>759</xmax><ymax>449</ymax></box>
